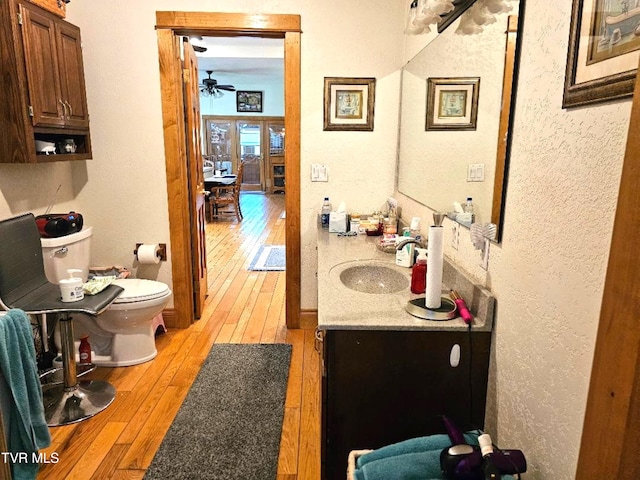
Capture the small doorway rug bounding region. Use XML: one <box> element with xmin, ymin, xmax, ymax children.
<box><xmin>248</xmin><ymin>245</ymin><xmax>286</xmax><ymax>271</ymax></box>
<box><xmin>145</xmin><ymin>343</ymin><xmax>292</xmax><ymax>480</ymax></box>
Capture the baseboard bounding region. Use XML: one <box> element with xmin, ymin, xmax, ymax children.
<box><xmin>299</xmin><ymin>309</ymin><xmax>318</xmax><ymax>329</ymax></box>
<box><xmin>161</xmin><ymin>308</ymin><xmax>177</xmax><ymax>328</ymax></box>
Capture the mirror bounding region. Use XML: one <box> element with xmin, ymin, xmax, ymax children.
<box><xmin>397</xmin><ymin>2</ymin><xmax>523</xmax><ymax>242</ymax></box>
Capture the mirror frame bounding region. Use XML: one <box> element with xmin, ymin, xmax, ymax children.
<box><xmin>492</xmin><ymin>2</ymin><xmax>525</xmax><ymax>242</ymax></box>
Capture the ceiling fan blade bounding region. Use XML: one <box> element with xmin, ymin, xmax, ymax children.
<box><xmin>217</xmin><ymin>85</ymin><xmax>236</xmax><ymax>91</ymax></box>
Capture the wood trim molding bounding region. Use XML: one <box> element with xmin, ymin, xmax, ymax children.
<box><xmin>155</xmin><ymin>12</ymin><xmax>302</xmax><ymax>34</ymax></box>
<box><xmin>284</xmin><ymin>30</ymin><xmax>301</xmax><ymax>329</ymax></box>
<box><xmin>160</xmin><ymin>308</ymin><xmax>177</xmax><ymax>329</ymax></box>
<box><xmin>156</xmin><ymin>12</ymin><xmax>302</xmax><ymax>330</ymax></box>
<box><xmin>157</xmin><ymin>29</ymin><xmax>193</xmax><ymax>328</ymax></box>
<box><xmin>299</xmin><ymin>309</ymin><xmax>318</xmax><ymax>330</ymax></box>
<box><xmin>575</xmin><ymin>61</ymin><xmax>640</xmax><ymax>478</ymax></box>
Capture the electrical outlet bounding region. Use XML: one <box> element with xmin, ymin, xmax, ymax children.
<box><xmin>451</xmin><ymin>222</ymin><xmax>459</xmax><ymax>250</ymax></box>
<box><xmin>480</xmin><ymin>238</ymin><xmax>490</xmax><ymax>270</ymax></box>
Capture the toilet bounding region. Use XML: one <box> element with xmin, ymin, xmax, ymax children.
<box><xmin>41</xmin><ymin>227</ymin><xmax>172</xmax><ymax>367</ymax></box>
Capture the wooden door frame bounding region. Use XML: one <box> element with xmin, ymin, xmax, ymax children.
<box><xmin>156</xmin><ymin>12</ymin><xmax>301</xmax><ymax>329</ymax></box>
<box><xmin>575</xmin><ymin>64</ymin><xmax>640</xmax><ymax>477</ymax></box>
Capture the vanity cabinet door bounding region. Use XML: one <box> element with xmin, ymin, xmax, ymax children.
<box><xmin>321</xmin><ymin>329</ymin><xmax>491</xmax><ymax>480</ymax></box>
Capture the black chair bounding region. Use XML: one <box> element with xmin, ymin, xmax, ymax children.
<box><xmin>0</xmin><ymin>213</ymin><xmax>123</xmax><ymax>426</ymax></box>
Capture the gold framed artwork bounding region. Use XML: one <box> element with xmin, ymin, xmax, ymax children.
<box><xmin>563</xmin><ymin>0</ymin><xmax>640</xmax><ymax>108</ymax></box>
<box><xmin>426</xmin><ymin>77</ymin><xmax>480</xmax><ymax>131</ymax></box>
<box><xmin>323</xmin><ymin>77</ymin><xmax>376</xmax><ymax>131</ymax></box>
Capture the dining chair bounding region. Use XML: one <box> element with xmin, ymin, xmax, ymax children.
<box><xmin>0</xmin><ymin>213</ymin><xmax>124</xmax><ymax>426</ymax></box>
<box><xmin>209</xmin><ymin>161</ymin><xmax>244</xmax><ymax>222</ymax></box>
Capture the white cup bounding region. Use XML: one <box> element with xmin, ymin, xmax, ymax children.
<box><xmin>60</xmin><ymin>277</ymin><xmax>84</xmax><ymax>302</ymax></box>
<box><xmin>215</xmin><ymin>169</ymin><xmax>222</xmax><ymax>176</ymax></box>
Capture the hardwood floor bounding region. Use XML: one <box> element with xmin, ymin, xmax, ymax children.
<box><xmin>37</xmin><ymin>193</ymin><xmax>321</xmax><ymax>480</ymax></box>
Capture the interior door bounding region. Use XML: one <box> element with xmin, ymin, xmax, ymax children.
<box><xmin>183</xmin><ymin>38</ymin><xmax>207</xmax><ymax>318</ymax></box>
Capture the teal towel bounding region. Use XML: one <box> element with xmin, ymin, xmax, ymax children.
<box><xmin>0</xmin><ymin>309</ymin><xmax>51</xmax><ymax>480</ymax></box>
<box><xmin>356</xmin><ymin>433</ymin><xmax>479</xmax><ymax>469</ymax></box>
<box><xmin>354</xmin><ymin>433</ymin><xmax>515</xmax><ymax>480</ymax></box>
<box><xmin>355</xmin><ymin>450</ymin><xmax>444</xmax><ymax>480</ymax></box>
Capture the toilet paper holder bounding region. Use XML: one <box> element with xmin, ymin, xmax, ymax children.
<box><xmin>134</xmin><ymin>243</ymin><xmax>167</xmax><ymax>262</ymax></box>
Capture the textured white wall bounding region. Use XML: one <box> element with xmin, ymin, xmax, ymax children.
<box><xmin>398</xmin><ymin>1</ymin><xmax>631</xmax><ymax>478</ymax></box>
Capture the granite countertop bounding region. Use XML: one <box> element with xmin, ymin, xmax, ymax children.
<box><xmin>317</xmin><ymin>227</ymin><xmax>494</xmax><ymax>332</ymax></box>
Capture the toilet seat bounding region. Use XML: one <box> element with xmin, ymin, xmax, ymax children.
<box><xmin>109</xmin><ymin>279</ymin><xmax>171</xmax><ymax>307</ymax></box>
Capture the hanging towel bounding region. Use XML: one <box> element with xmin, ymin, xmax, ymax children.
<box><xmin>0</xmin><ymin>309</ymin><xmax>51</xmax><ymax>480</ymax></box>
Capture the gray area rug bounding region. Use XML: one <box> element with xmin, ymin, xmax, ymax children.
<box><xmin>248</xmin><ymin>245</ymin><xmax>286</xmax><ymax>271</ymax></box>
<box><xmin>145</xmin><ymin>343</ymin><xmax>292</xmax><ymax>480</ymax></box>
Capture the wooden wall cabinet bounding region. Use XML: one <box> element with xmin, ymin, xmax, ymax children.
<box><xmin>321</xmin><ymin>329</ymin><xmax>491</xmax><ymax>480</ymax></box>
<box><xmin>0</xmin><ymin>0</ymin><xmax>92</xmax><ymax>163</ymax></box>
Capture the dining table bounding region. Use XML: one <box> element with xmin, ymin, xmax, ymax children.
<box><xmin>204</xmin><ymin>174</ymin><xmax>237</xmax><ymax>189</ymax></box>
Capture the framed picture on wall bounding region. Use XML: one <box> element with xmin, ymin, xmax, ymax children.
<box><xmin>323</xmin><ymin>77</ymin><xmax>376</xmax><ymax>131</ymax></box>
<box><xmin>563</xmin><ymin>0</ymin><xmax>640</xmax><ymax>108</ymax></box>
<box><xmin>236</xmin><ymin>91</ymin><xmax>263</xmax><ymax>112</ymax></box>
<box><xmin>426</xmin><ymin>77</ymin><xmax>480</xmax><ymax>131</ymax></box>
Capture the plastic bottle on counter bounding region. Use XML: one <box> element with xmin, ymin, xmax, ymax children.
<box><xmin>464</xmin><ymin>197</ymin><xmax>475</xmax><ymax>223</ymax></box>
<box><xmin>321</xmin><ymin>197</ymin><xmax>331</xmax><ymax>229</ymax></box>
<box><xmin>411</xmin><ymin>248</ymin><xmax>427</xmax><ymax>294</ymax></box>
<box><xmin>410</xmin><ymin>217</ymin><xmax>422</xmax><ymax>243</ymax></box>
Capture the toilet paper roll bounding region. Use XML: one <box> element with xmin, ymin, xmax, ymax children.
<box><xmin>137</xmin><ymin>244</ymin><xmax>161</xmax><ymax>264</ymax></box>
<box><xmin>426</xmin><ymin>226</ymin><xmax>444</xmax><ymax>309</ymax></box>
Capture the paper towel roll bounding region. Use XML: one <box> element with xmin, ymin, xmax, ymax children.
<box><xmin>426</xmin><ymin>226</ymin><xmax>444</xmax><ymax>309</ymax></box>
<box><xmin>137</xmin><ymin>244</ymin><xmax>161</xmax><ymax>264</ymax></box>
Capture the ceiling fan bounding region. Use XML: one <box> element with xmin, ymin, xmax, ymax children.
<box><xmin>199</xmin><ymin>71</ymin><xmax>236</xmax><ymax>98</ymax></box>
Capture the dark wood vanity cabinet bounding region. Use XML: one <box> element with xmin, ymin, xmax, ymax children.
<box><xmin>0</xmin><ymin>0</ymin><xmax>92</xmax><ymax>163</ymax></box>
<box><xmin>321</xmin><ymin>329</ymin><xmax>491</xmax><ymax>480</ymax></box>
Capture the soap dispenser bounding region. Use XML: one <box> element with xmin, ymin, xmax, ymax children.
<box><xmin>411</xmin><ymin>248</ymin><xmax>428</xmax><ymax>294</ymax></box>
<box><xmin>59</xmin><ymin>269</ymin><xmax>84</xmax><ymax>302</ymax></box>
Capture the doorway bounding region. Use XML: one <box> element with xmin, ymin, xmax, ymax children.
<box><xmin>156</xmin><ymin>12</ymin><xmax>301</xmax><ymax>329</ymax></box>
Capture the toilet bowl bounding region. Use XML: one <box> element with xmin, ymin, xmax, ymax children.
<box><xmin>41</xmin><ymin>228</ymin><xmax>172</xmax><ymax>367</ymax></box>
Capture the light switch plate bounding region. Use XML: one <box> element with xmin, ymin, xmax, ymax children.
<box><xmin>311</xmin><ymin>164</ymin><xmax>328</xmax><ymax>182</ymax></box>
<box><xmin>467</xmin><ymin>163</ymin><xmax>485</xmax><ymax>182</ymax></box>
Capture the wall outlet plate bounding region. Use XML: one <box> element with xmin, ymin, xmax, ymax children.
<box><xmin>451</xmin><ymin>222</ymin><xmax>459</xmax><ymax>250</ymax></box>
<box><xmin>480</xmin><ymin>238</ymin><xmax>490</xmax><ymax>270</ymax></box>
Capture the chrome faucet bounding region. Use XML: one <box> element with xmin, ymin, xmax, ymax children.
<box><xmin>395</xmin><ymin>238</ymin><xmax>427</xmax><ymax>250</ymax></box>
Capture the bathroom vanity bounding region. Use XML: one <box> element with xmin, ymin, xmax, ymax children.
<box><xmin>317</xmin><ymin>228</ymin><xmax>495</xmax><ymax>480</ymax></box>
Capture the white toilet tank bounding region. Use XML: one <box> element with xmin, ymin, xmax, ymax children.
<box><xmin>40</xmin><ymin>227</ymin><xmax>93</xmax><ymax>284</ymax></box>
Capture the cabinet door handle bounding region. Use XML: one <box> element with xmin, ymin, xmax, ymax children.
<box><xmin>59</xmin><ymin>99</ymin><xmax>67</xmax><ymax>119</ymax></box>
<box><xmin>64</xmin><ymin>100</ymin><xmax>73</xmax><ymax>118</ymax></box>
